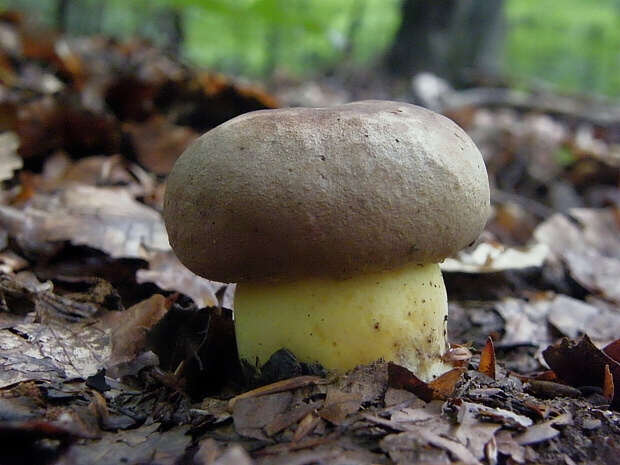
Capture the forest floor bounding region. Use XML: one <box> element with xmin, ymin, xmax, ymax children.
<box><xmin>1</xmin><ymin>13</ymin><xmax>620</xmax><ymax>465</ymax></box>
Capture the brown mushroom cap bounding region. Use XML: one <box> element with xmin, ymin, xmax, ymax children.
<box><xmin>163</xmin><ymin>100</ymin><xmax>490</xmax><ymax>283</ymax></box>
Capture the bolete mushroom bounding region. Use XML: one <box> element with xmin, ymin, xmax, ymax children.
<box><xmin>163</xmin><ymin>100</ymin><xmax>490</xmax><ymax>381</ymax></box>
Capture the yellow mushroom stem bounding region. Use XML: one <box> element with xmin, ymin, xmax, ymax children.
<box><xmin>233</xmin><ymin>262</ymin><xmax>453</xmax><ymax>381</ymax></box>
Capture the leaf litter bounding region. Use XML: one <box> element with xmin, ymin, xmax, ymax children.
<box><xmin>0</xmin><ymin>13</ymin><xmax>620</xmax><ymax>465</ymax></box>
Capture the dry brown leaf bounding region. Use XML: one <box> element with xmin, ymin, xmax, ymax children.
<box><xmin>387</xmin><ymin>364</ymin><xmax>465</xmax><ymax>402</ymax></box>
<box><xmin>442</xmin><ymin>240</ymin><xmax>548</xmax><ymax>273</ymax></box>
<box><xmin>0</xmin><ymin>131</ymin><xmax>21</xmax><ymax>183</ymax></box>
<box><xmin>603</xmin><ymin>338</ymin><xmax>620</xmax><ymax>362</ymax></box>
<box><xmin>292</xmin><ymin>411</ymin><xmax>322</xmax><ymax>442</ymax></box>
<box><xmin>428</xmin><ymin>367</ymin><xmax>466</xmax><ymax>398</ymax></box>
<box><xmin>494</xmin><ymin>429</ymin><xmax>536</xmax><ymax>463</ymax></box>
<box><xmin>513</xmin><ymin>414</ymin><xmax>569</xmax><ymax>446</ymax></box>
<box><xmin>0</xmin><ymin>185</ymin><xmax>169</xmax><ymax>259</ymax></box>
<box><xmin>495</xmin><ymin>297</ymin><xmax>553</xmax><ymax>348</ymax></box>
<box><xmin>210</xmin><ymin>445</ymin><xmax>254</xmax><ymax>465</ymax></box>
<box><xmin>603</xmin><ymin>364</ymin><xmax>615</xmax><ymax>404</ymax></box>
<box><xmin>265</xmin><ymin>401</ymin><xmax>323</xmax><ymax>437</ymax></box>
<box><xmin>382</xmin><ymin>427</ymin><xmax>482</xmax><ymax>465</ymax></box>
<box><xmin>106</xmin><ymin>294</ymin><xmax>171</xmax><ymax>368</ymax></box>
<box><xmin>65</xmin><ymin>424</ymin><xmax>191</xmax><ymax>465</ymax></box>
<box><xmin>136</xmin><ymin>251</ymin><xmax>230</xmax><ymax>308</ymax></box>
<box><xmin>123</xmin><ymin>115</ymin><xmax>198</xmax><ymax>175</ymax></box>
<box><xmin>548</xmin><ymin>294</ymin><xmax>620</xmax><ymax>344</ymax></box>
<box><xmin>543</xmin><ymin>334</ymin><xmax>620</xmax><ymax>409</ymax></box>
<box><xmin>232</xmin><ymin>391</ymin><xmax>293</xmax><ymax>440</ymax></box>
<box><xmin>466</xmin><ymin>402</ymin><xmax>533</xmax><ymax>429</ymax></box>
<box><xmin>11</xmin><ymin>318</ymin><xmax>111</xmax><ymax>381</ymax></box>
<box><xmin>318</xmin><ymin>386</ymin><xmax>362</xmax><ymax>426</ymax></box>
<box><xmin>478</xmin><ymin>337</ymin><xmax>497</xmax><ymax>380</ymax></box>
<box><xmin>0</xmin><ymin>273</ymin><xmax>114</xmax><ymax>383</ymax></box>
<box><xmin>40</xmin><ymin>153</ymin><xmax>138</xmax><ymax>191</ymax></box>
<box><xmin>534</xmin><ymin>208</ymin><xmax>620</xmax><ymax>303</ymax></box>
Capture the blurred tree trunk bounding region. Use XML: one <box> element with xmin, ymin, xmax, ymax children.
<box><xmin>56</xmin><ymin>0</ymin><xmax>105</xmax><ymax>35</ymax></box>
<box><xmin>383</xmin><ymin>0</ymin><xmax>505</xmax><ymax>86</ymax></box>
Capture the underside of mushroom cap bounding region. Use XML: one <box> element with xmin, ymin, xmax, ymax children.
<box><xmin>163</xmin><ymin>100</ymin><xmax>490</xmax><ymax>283</ymax></box>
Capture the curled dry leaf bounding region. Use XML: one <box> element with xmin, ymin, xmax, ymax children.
<box><xmin>478</xmin><ymin>337</ymin><xmax>497</xmax><ymax>380</ymax></box>
<box><xmin>0</xmin><ymin>272</ymin><xmax>116</xmax><ymax>384</ymax></box>
<box><xmin>543</xmin><ymin>334</ymin><xmax>620</xmax><ymax>410</ymax></box>
<box><xmin>442</xmin><ymin>241</ymin><xmax>549</xmax><ymax>273</ymax></box>
<box><xmin>513</xmin><ymin>413</ymin><xmax>572</xmax><ymax>446</ymax></box>
<box><xmin>106</xmin><ymin>293</ymin><xmax>171</xmax><ymax>368</ymax></box>
<box><xmin>534</xmin><ymin>207</ymin><xmax>620</xmax><ymax>303</ymax></box>
<box><xmin>387</xmin><ymin>362</ymin><xmax>465</xmax><ymax>402</ymax></box>
<box><xmin>232</xmin><ymin>391</ymin><xmax>293</xmax><ymax>440</ymax></box>
<box><xmin>123</xmin><ymin>115</ymin><xmax>199</xmax><ymax>175</ymax></box>
<box><xmin>547</xmin><ymin>294</ymin><xmax>620</xmax><ymax>345</ymax></box>
<box><xmin>0</xmin><ymin>131</ymin><xmax>21</xmax><ymax>183</ymax></box>
<box><xmin>0</xmin><ymin>185</ymin><xmax>169</xmax><ymax>260</ymax></box>
<box><xmin>494</xmin><ymin>297</ymin><xmax>553</xmax><ymax>348</ymax></box>
<box><xmin>136</xmin><ymin>251</ymin><xmax>231</xmax><ymax>309</ymax></box>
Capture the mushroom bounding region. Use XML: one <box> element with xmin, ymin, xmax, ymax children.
<box><xmin>163</xmin><ymin>100</ymin><xmax>490</xmax><ymax>381</ymax></box>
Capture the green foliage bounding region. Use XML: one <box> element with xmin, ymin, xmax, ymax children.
<box><xmin>506</xmin><ymin>0</ymin><xmax>620</xmax><ymax>96</ymax></box>
<box><xmin>3</xmin><ymin>0</ymin><xmax>620</xmax><ymax>95</ymax></box>
<box><xmin>181</xmin><ymin>0</ymin><xmax>401</xmax><ymax>77</ymax></box>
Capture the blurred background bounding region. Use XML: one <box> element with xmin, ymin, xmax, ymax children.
<box><xmin>1</xmin><ymin>0</ymin><xmax>619</xmax><ymax>97</ymax></box>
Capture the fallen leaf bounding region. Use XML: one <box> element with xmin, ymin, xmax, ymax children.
<box><xmin>494</xmin><ymin>297</ymin><xmax>553</xmax><ymax>348</ymax></box>
<box><xmin>478</xmin><ymin>337</ymin><xmax>497</xmax><ymax>379</ymax></box>
<box><xmin>604</xmin><ymin>338</ymin><xmax>620</xmax><ymax>362</ymax></box>
<box><xmin>232</xmin><ymin>391</ymin><xmax>293</xmax><ymax>440</ymax></box>
<box><xmin>442</xmin><ymin>241</ymin><xmax>549</xmax><ymax>273</ymax></box>
<box><xmin>65</xmin><ymin>424</ymin><xmax>191</xmax><ymax>465</ymax></box>
<box><xmin>534</xmin><ymin>208</ymin><xmax>620</xmax><ymax>303</ymax></box>
<box><xmin>387</xmin><ymin>362</ymin><xmax>434</xmax><ymax>402</ymax></box>
<box><xmin>387</xmin><ymin>362</ymin><xmax>465</xmax><ymax>402</ymax></box>
<box><xmin>228</xmin><ymin>376</ymin><xmax>324</xmax><ymax>410</ymax></box>
<box><xmin>265</xmin><ymin>400</ymin><xmax>323</xmax><ymax>437</ymax></box>
<box><xmin>0</xmin><ymin>185</ymin><xmax>170</xmax><ymax>261</ymax></box>
<box><xmin>513</xmin><ymin>413</ymin><xmax>572</xmax><ymax>446</ymax></box>
<box><xmin>124</xmin><ymin>115</ymin><xmax>198</xmax><ymax>175</ymax></box>
<box><xmin>547</xmin><ymin>294</ymin><xmax>620</xmax><ymax>344</ymax></box>
<box><xmin>318</xmin><ymin>387</ymin><xmax>362</xmax><ymax>425</ymax></box>
<box><xmin>0</xmin><ymin>131</ymin><xmax>21</xmax><ymax>183</ymax></box>
<box><xmin>136</xmin><ymin>250</ymin><xmax>231</xmax><ymax>308</ymax></box>
<box><xmin>106</xmin><ymin>294</ymin><xmax>171</xmax><ymax>368</ymax></box>
<box><xmin>603</xmin><ymin>364</ymin><xmax>615</xmax><ymax>404</ymax></box>
<box><xmin>466</xmin><ymin>402</ymin><xmax>533</xmax><ymax>429</ymax></box>
<box><xmin>382</xmin><ymin>427</ymin><xmax>482</xmax><ymax>465</ymax></box>
<box><xmin>543</xmin><ymin>334</ymin><xmax>620</xmax><ymax>409</ymax></box>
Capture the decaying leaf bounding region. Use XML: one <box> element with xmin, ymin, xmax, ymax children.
<box><xmin>0</xmin><ymin>272</ymin><xmax>115</xmax><ymax>383</ymax></box>
<box><xmin>65</xmin><ymin>424</ymin><xmax>191</xmax><ymax>465</ymax></box>
<box><xmin>494</xmin><ymin>297</ymin><xmax>553</xmax><ymax>348</ymax></box>
<box><xmin>136</xmin><ymin>251</ymin><xmax>231</xmax><ymax>309</ymax></box>
<box><xmin>233</xmin><ymin>390</ymin><xmax>294</xmax><ymax>440</ymax></box>
<box><xmin>318</xmin><ymin>386</ymin><xmax>362</xmax><ymax>425</ymax></box>
<box><xmin>478</xmin><ymin>337</ymin><xmax>497</xmax><ymax>380</ymax></box>
<box><xmin>0</xmin><ymin>185</ymin><xmax>169</xmax><ymax>260</ymax></box>
<box><xmin>0</xmin><ymin>131</ymin><xmax>21</xmax><ymax>183</ymax></box>
<box><xmin>547</xmin><ymin>294</ymin><xmax>620</xmax><ymax>344</ymax></box>
<box><xmin>387</xmin><ymin>362</ymin><xmax>465</xmax><ymax>402</ymax></box>
<box><xmin>123</xmin><ymin>115</ymin><xmax>199</xmax><ymax>174</ymax></box>
<box><xmin>543</xmin><ymin>334</ymin><xmax>620</xmax><ymax>410</ymax></box>
<box><xmin>513</xmin><ymin>413</ymin><xmax>572</xmax><ymax>446</ymax></box>
<box><xmin>442</xmin><ymin>240</ymin><xmax>549</xmax><ymax>273</ymax></box>
<box><xmin>106</xmin><ymin>293</ymin><xmax>171</xmax><ymax>368</ymax></box>
<box><xmin>534</xmin><ymin>208</ymin><xmax>620</xmax><ymax>303</ymax></box>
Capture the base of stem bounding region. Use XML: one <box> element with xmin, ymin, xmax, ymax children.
<box><xmin>234</xmin><ymin>262</ymin><xmax>452</xmax><ymax>380</ymax></box>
